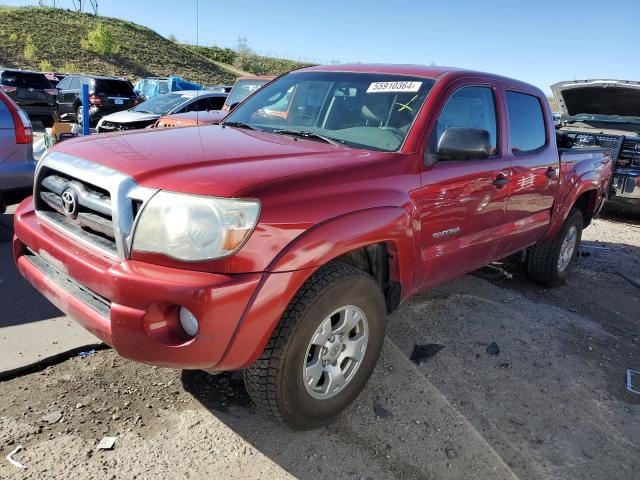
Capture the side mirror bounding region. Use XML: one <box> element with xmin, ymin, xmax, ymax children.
<box><xmin>436</xmin><ymin>127</ymin><xmax>491</xmax><ymax>161</ymax></box>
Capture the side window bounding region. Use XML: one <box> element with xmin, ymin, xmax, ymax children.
<box><xmin>506</xmin><ymin>91</ymin><xmax>546</xmax><ymax>153</ymax></box>
<box><xmin>57</xmin><ymin>76</ymin><xmax>70</xmax><ymax>90</ymax></box>
<box><xmin>69</xmin><ymin>76</ymin><xmax>80</xmax><ymax>90</ymax></box>
<box><xmin>428</xmin><ymin>86</ymin><xmax>498</xmax><ymax>161</ymax></box>
<box><xmin>208</xmin><ymin>96</ymin><xmax>226</xmax><ymax>110</ymax></box>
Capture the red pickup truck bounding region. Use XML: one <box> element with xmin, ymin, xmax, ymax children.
<box><xmin>13</xmin><ymin>65</ymin><xmax>611</xmax><ymax>429</ymax></box>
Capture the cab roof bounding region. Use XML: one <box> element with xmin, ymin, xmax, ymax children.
<box><xmin>298</xmin><ymin>64</ymin><xmax>541</xmax><ymax>94</ymax></box>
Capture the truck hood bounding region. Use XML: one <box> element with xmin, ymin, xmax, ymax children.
<box><xmin>551</xmin><ymin>79</ymin><xmax>640</xmax><ymax>119</ymax></box>
<box><xmin>100</xmin><ymin>110</ymin><xmax>160</xmax><ymax>124</ymax></box>
<box><xmin>52</xmin><ymin>125</ymin><xmax>372</xmax><ymax>197</ymax></box>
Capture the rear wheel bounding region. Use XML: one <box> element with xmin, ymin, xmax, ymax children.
<box><xmin>526</xmin><ymin>208</ymin><xmax>583</xmax><ymax>287</ymax></box>
<box><xmin>40</xmin><ymin>116</ymin><xmax>54</xmax><ymax>128</ymax></box>
<box><xmin>243</xmin><ymin>262</ymin><xmax>387</xmax><ymax>429</ymax></box>
<box><xmin>76</xmin><ymin>105</ymin><xmax>83</xmax><ymax>125</ymax></box>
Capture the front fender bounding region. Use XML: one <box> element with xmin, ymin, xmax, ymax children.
<box><xmin>215</xmin><ymin>206</ymin><xmax>416</xmax><ymax>370</ymax></box>
<box><xmin>269</xmin><ymin>206</ymin><xmax>415</xmax><ymax>287</ymax></box>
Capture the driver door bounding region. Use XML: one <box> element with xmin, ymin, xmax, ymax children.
<box><xmin>413</xmin><ymin>82</ymin><xmax>510</xmax><ymax>289</ymax></box>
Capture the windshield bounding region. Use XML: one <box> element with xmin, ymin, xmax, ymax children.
<box><xmin>224</xmin><ymin>71</ymin><xmax>435</xmax><ymax>151</ymax></box>
<box><xmin>226</xmin><ymin>79</ymin><xmax>270</xmax><ymax>106</ymax></box>
<box><xmin>94</xmin><ymin>79</ymin><xmax>134</xmax><ymax>96</ymax></box>
<box><xmin>132</xmin><ymin>93</ymin><xmax>193</xmax><ymax>114</ymax></box>
<box><xmin>1</xmin><ymin>71</ymin><xmax>52</xmax><ymax>89</ymax></box>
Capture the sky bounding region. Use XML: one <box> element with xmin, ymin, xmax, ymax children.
<box><xmin>4</xmin><ymin>0</ymin><xmax>639</xmax><ymax>93</ymax></box>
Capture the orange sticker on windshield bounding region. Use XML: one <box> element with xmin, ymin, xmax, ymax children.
<box><xmin>367</xmin><ymin>81</ymin><xmax>422</xmax><ymax>93</ymax></box>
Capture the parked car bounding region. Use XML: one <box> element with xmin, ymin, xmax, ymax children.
<box><xmin>222</xmin><ymin>75</ymin><xmax>274</xmax><ymax>112</ymax></box>
<box><xmin>154</xmin><ymin>110</ymin><xmax>227</xmax><ymax>128</ymax></box>
<box><xmin>134</xmin><ymin>76</ymin><xmax>204</xmax><ymax>101</ymax></box>
<box><xmin>206</xmin><ymin>85</ymin><xmax>233</xmax><ymax>94</ymax></box>
<box><xmin>0</xmin><ymin>91</ymin><xmax>34</xmax><ymax>213</ymax></box>
<box><xmin>553</xmin><ymin>79</ymin><xmax>640</xmax><ymax>214</ymax></box>
<box><xmin>55</xmin><ymin>74</ymin><xmax>137</xmax><ymax>126</ymax></box>
<box><xmin>97</xmin><ymin>90</ymin><xmax>228</xmax><ymax>132</ymax></box>
<box><xmin>14</xmin><ymin>65</ymin><xmax>611</xmax><ymax>429</ymax></box>
<box><xmin>43</xmin><ymin>72</ymin><xmax>66</xmax><ymax>89</ymax></box>
<box><xmin>0</xmin><ymin>69</ymin><xmax>57</xmax><ymax>127</ymax></box>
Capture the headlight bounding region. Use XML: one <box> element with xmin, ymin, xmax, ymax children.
<box><xmin>132</xmin><ymin>191</ymin><xmax>260</xmax><ymax>261</ymax></box>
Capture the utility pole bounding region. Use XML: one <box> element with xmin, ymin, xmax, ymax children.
<box><xmin>89</xmin><ymin>0</ymin><xmax>98</xmax><ymax>15</ymax></box>
<box><xmin>237</xmin><ymin>35</ymin><xmax>249</xmax><ymax>53</ymax></box>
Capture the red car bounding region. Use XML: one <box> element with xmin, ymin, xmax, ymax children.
<box><xmin>13</xmin><ymin>65</ymin><xmax>611</xmax><ymax>429</ymax></box>
<box><xmin>154</xmin><ymin>109</ymin><xmax>227</xmax><ymax>128</ymax></box>
<box><xmin>222</xmin><ymin>75</ymin><xmax>275</xmax><ymax>112</ymax></box>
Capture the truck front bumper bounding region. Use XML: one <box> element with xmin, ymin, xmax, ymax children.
<box><xmin>12</xmin><ymin>198</ymin><xmax>298</xmax><ymax>371</ymax></box>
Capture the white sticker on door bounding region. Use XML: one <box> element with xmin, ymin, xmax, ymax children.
<box><xmin>367</xmin><ymin>81</ymin><xmax>422</xmax><ymax>93</ymax></box>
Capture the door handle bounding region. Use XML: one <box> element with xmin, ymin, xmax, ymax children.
<box><xmin>545</xmin><ymin>166</ymin><xmax>557</xmax><ymax>179</ymax></box>
<box><xmin>492</xmin><ymin>174</ymin><xmax>509</xmax><ymax>189</ymax></box>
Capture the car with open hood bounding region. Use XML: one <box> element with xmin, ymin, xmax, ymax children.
<box><xmin>96</xmin><ymin>90</ymin><xmax>227</xmax><ymax>133</ymax></box>
<box><xmin>553</xmin><ymin>79</ymin><xmax>640</xmax><ymax>213</ymax></box>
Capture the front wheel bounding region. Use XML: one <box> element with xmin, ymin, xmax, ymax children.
<box><xmin>526</xmin><ymin>208</ymin><xmax>583</xmax><ymax>287</ymax></box>
<box><xmin>243</xmin><ymin>262</ymin><xmax>387</xmax><ymax>429</ymax></box>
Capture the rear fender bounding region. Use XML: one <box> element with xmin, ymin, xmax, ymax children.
<box><xmin>216</xmin><ymin>206</ymin><xmax>415</xmax><ymax>370</ymax></box>
<box><xmin>543</xmin><ymin>154</ymin><xmax>611</xmax><ymax>241</ymax></box>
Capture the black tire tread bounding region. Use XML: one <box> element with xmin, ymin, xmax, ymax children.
<box><xmin>526</xmin><ymin>208</ymin><xmax>582</xmax><ymax>286</ymax></box>
<box><xmin>243</xmin><ymin>262</ymin><xmax>374</xmax><ymax>422</ymax></box>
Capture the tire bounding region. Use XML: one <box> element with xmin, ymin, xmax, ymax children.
<box><xmin>244</xmin><ymin>262</ymin><xmax>387</xmax><ymax>429</ymax></box>
<box><xmin>41</xmin><ymin>116</ymin><xmax>54</xmax><ymax>128</ymax></box>
<box><xmin>526</xmin><ymin>208</ymin><xmax>583</xmax><ymax>287</ymax></box>
<box><xmin>76</xmin><ymin>105</ymin><xmax>83</xmax><ymax>125</ymax></box>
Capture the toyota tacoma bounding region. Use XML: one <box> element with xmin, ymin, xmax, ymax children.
<box><xmin>13</xmin><ymin>65</ymin><xmax>612</xmax><ymax>429</ymax></box>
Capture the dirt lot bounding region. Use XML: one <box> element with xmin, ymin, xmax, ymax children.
<box><xmin>1</xmin><ymin>210</ymin><xmax>638</xmax><ymax>479</ymax></box>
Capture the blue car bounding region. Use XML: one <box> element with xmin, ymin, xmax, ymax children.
<box><xmin>134</xmin><ymin>76</ymin><xmax>204</xmax><ymax>101</ymax></box>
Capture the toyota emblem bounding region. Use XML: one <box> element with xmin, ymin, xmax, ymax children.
<box><xmin>61</xmin><ymin>188</ymin><xmax>78</xmax><ymax>217</ymax></box>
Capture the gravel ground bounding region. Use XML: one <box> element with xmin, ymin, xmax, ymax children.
<box><xmin>0</xmin><ymin>211</ymin><xmax>638</xmax><ymax>479</ymax></box>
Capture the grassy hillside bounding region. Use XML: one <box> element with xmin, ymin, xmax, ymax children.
<box><xmin>0</xmin><ymin>5</ymin><xmax>241</xmax><ymax>84</ymax></box>
<box><xmin>185</xmin><ymin>45</ymin><xmax>314</xmax><ymax>77</ymax></box>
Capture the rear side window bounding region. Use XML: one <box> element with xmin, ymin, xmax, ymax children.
<box><xmin>94</xmin><ymin>79</ymin><xmax>134</xmax><ymax>97</ymax></box>
<box><xmin>506</xmin><ymin>91</ymin><xmax>546</xmax><ymax>153</ymax></box>
<box><xmin>1</xmin><ymin>71</ymin><xmax>52</xmax><ymax>89</ymax></box>
<box><xmin>430</xmin><ymin>86</ymin><xmax>498</xmax><ymax>157</ymax></box>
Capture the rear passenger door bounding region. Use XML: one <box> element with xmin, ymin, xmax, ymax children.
<box><xmin>500</xmin><ymin>90</ymin><xmax>559</xmax><ymax>254</ymax></box>
<box><xmin>414</xmin><ymin>82</ymin><xmax>510</xmax><ymax>289</ymax></box>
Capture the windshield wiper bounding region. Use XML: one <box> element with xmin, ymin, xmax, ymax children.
<box><xmin>272</xmin><ymin>129</ymin><xmax>344</xmax><ymax>146</ymax></box>
<box><xmin>223</xmin><ymin>121</ymin><xmax>261</xmax><ymax>131</ymax></box>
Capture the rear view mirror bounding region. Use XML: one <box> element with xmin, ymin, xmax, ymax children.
<box><xmin>436</xmin><ymin>127</ymin><xmax>491</xmax><ymax>161</ymax></box>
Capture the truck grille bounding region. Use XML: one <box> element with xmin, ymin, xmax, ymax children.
<box><xmin>34</xmin><ymin>152</ymin><xmax>157</xmax><ymax>259</ymax></box>
<box><xmin>564</xmin><ymin>132</ymin><xmax>623</xmax><ymax>161</ymax></box>
<box><xmin>617</xmin><ymin>139</ymin><xmax>640</xmax><ymax>168</ymax></box>
<box><xmin>37</xmin><ymin>168</ymin><xmax>118</xmax><ymax>253</ymax></box>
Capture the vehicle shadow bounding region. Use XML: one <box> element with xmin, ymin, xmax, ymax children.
<box><xmin>0</xmin><ymin>211</ymin><xmax>63</xmax><ymax>328</ymax></box>
<box><xmin>600</xmin><ymin>205</ymin><xmax>640</xmax><ymax>225</ymax></box>
<box><xmin>180</xmin><ymin>340</ymin><xmax>522</xmax><ymax>480</ymax></box>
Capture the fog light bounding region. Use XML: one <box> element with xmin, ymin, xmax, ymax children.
<box><xmin>179</xmin><ymin>307</ymin><xmax>199</xmax><ymax>337</ymax></box>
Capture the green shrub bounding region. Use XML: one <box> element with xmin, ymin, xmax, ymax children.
<box><xmin>9</xmin><ymin>32</ymin><xmax>17</xmax><ymax>41</ymax></box>
<box><xmin>38</xmin><ymin>59</ymin><xmax>53</xmax><ymax>71</ymax></box>
<box><xmin>61</xmin><ymin>61</ymin><xmax>81</xmax><ymax>73</ymax></box>
<box><xmin>23</xmin><ymin>35</ymin><xmax>35</xmax><ymax>60</ymax></box>
<box><xmin>81</xmin><ymin>23</ymin><xmax>120</xmax><ymax>55</ymax></box>
<box><xmin>187</xmin><ymin>45</ymin><xmax>237</xmax><ymax>65</ymax></box>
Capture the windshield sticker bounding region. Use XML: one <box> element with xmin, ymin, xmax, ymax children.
<box><xmin>367</xmin><ymin>81</ymin><xmax>422</xmax><ymax>93</ymax></box>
